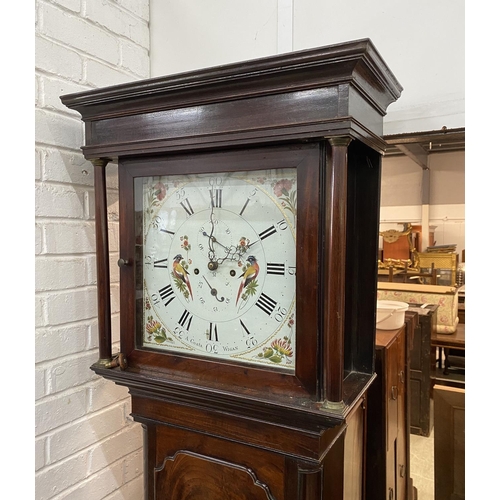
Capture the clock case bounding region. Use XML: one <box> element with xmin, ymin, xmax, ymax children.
<box><xmin>61</xmin><ymin>39</ymin><xmax>402</xmax><ymax>499</ymax></box>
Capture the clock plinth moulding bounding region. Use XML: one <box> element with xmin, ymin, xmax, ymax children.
<box><xmin>62</xmin><ymin>38</ymin><xmax>402</xmax><ymax>500</ymax></box>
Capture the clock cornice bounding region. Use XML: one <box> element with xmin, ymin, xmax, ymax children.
<box><xmin>61</xmin><ymin>38</ymin><xmax>402</xmax><ymax>158</ymax></box>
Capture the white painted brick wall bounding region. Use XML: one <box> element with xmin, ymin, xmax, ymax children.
<box><xmin>35</xmin><ymin>0</ymin><xmax>149</xmax><ymax>498</ymax></box>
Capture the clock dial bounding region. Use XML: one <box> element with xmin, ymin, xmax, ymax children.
<box><xmin>136</xmin><ymin>168</ymin><xmax>298</xmax><ymax>371</ymax></box>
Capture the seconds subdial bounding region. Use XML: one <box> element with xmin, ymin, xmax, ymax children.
<box><xmin>202</xmin><ymin>275</ymin><xmax>225</xmax><ymax>302</ymax></box>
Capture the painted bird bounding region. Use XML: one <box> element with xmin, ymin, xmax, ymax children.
<box><xmin>172</xmin><ymin>254</ymin><xmax>193</xmax><ymax>300</ymax></box>
<box><xmin>236</xmin><ymin>256</ymin><xmax>259</xmax><ymax>305</ymax></box>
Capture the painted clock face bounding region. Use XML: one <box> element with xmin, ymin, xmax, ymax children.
<box><xmin>136</xmin><ymin>168</ymin><xmax>297</xmax><ymax>371</ymax></box>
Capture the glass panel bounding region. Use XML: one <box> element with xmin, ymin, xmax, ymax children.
<box><xmin>134</xmin><ymin>168</ymin><xmax>297</xmax><ymax>372</ymax></box>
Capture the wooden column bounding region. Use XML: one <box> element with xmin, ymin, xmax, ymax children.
<box><xmin>91</xmin><ymin>158</ymin><xmax>113</xmax><ymax>363</ymax></box>
<box><xmin>298</xmin><ymin>463</ymin><xmax>323</xmax><ymax>499</ymax></box>
<box><xmin>323</xmin><ymin>137</ymin><xmax>351</xmax><ymax>403</ymax></box>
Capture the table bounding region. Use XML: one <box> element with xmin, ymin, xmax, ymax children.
<box><xmin>432</xmin><ymin>323</ymin><xmax>465</xmax><ymax>350</ymax></box>
<box><xmin>431</xmin><ymin>323</ymin><xmax>465</xmax><ymax>382</ymax></box>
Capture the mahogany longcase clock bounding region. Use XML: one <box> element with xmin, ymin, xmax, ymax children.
<box><xmin>61</xmin><ymin>39</ymin><xmax>402</xmax><ymax>500</ymax></box>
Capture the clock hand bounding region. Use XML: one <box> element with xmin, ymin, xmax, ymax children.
<box><xmin>201</xmin><ymin>230</ymin><xmax>229</xmax><ymax>270</ymax></box>
<box><xmin>211</xmin><ymin>239</ymin><xmax>250</xmax><ymax>265</ymax></box>
<box><xmin>202</xmin><ymin>232</ymin><xmax>231</xmax><ymax>252</ymax></box>
<box><xmin>205</xmin><ymin>189</ymin><xmax>217</xmax><ymax>261</ymax></box>
<box><xmin>202</xmin><ymin>275</ymin><xmax>225</xmax><ymax>302</ymax></box>
<box><xmin>201</xmin><ymin>230</ymin><xmax>246</xmax><ymax>266</ymax></box>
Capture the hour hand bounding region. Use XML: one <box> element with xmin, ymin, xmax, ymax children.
<box><xmin>201</xmin><ymin>232</ymin><xmax>248</xmax><ymax>265</ymax></box>
<box><xmin>202</xmin><ymin>231</ymin><xmax>230</xmax><ymax>252</ymax></box>
<box><xmin>201</xmin><ymin>231</ymin><xmax>234</xmax><ymax>268</ymax></box>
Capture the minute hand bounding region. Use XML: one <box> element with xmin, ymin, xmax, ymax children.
<box><xmin>201</xmin><ymin>232</ymin><xmax>230</xmax><ymax>252</ymax></box>
<box><xmin>247</xmin><ymin>239</ymin><xmax>261</xmax><ymax>249</ymax></box>
<box><xmin>202</xmin><ymin>231</ymin><xmax>247</xmax><ymax>264</ymax></box>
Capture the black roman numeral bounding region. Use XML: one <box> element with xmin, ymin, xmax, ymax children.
<box><xmin>240</xmin><ymin>320</ymin><xmax>251</xmax><ymax>335</ymax></box>
<box><xmin>267</xmin><ymin>263</ymin><xmax>285</xmax><ymax>275</ymax></box>
<box><xmin>211</xmin><ymin>188</ymin><xmax>222</xmax><ymax>208</ymax></box>
<box><xmin>259</xmin><ymin>225</ymin><xmax>277</xmax><ymax>241</ymax></box>
<box><xmin>178</xmin><ymin>309</ymin><xmax>193</xmax><ymax>331</ymax></box>
<box><xmin>180</xmin><ymin>198</ymin><xmax>194</xmax><ymax>216</ymax></box>
<box><xmin>160</xmin><ymin>228</ymin><xmax>175</xmax><ymax>236</ymax></box>
<box><xmin>153</xmin><ymin>258</ymin><xmax>169</xmax><ymax>268</ymax></box>
<box><xmin>208</xmin><ymin>323</ymin><xmax>219</xmax><ymax>342</ymax></box>
<box><xmin>159</xmin><ymin>284</ymin><xmax>175</xmax><ymax>307</ymax></box>
<box><xmin>239</xmin><ymin>198</ymin><xmax>250</xmax><ymax>216</ymax></box>
<box><xmin>255</xmin><ymin>293</ymin><xmax>277</xmax><ymax>316</ymax></box>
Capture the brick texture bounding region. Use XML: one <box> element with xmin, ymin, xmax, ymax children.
<box><xmin>35</xmin><ymin>0</ymin><xmax>149</xmax><ymax>498</ymax></box>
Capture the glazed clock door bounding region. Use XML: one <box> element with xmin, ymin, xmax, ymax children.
<box><xmin>138</xmin><ymin>168</ymin><xmax>297</xmax><ymax>370</ymax></box>
<box><xmin>118</xmin><ymin>143</ymin><xmax>322</xmax><ymax>399</ymax></box>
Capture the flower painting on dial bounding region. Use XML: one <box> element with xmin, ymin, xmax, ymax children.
<box><xmin>136</xmin><ymin>168</ymin><xmax>297</xmax><ymax>372</ymax></box>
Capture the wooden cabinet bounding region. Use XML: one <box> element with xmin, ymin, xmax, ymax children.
<box><xmin>135</xmin><ymin>394</ymin><xmax>368</xmax><ymax>500</ymax></box>
<box><xmin>366</xmin><ymin>319</ymin><xmax>416</xmax><ymax>500</ymax></box>
<box><xmin>380</xmin><ymin>225</ymin><xmax>436</xmax><ymax>263</ymax></box>
<box><xmin>407</xmin><ymin>304</ymin><xmax>438</xmax><ymax>437</ymax></box>
<box><xmin>381</xmin><ymin>231</ymin><xmax>412</xmax><ymax>262</ymax></box>
<box><xmin>411</xmin><ymin>225</ymin><xmax>436</xmax><ymax>253</ymax></box>
<box><xmin>434</xmin><ymin>385</ymin><xmax>465</xmax><ymax>500</ymax></box>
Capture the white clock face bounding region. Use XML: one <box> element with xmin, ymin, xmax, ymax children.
<box><xmin>136</xmin><ymin>168</ymin><xmax>297</xmax><ymax>371</ymax></box>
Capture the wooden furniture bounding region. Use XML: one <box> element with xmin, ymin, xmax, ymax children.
<box><xmin>378</xmin><ymin>282</ymin><xmax>459</xmax><ymax>334</ymax></box>
<box><xmin>406</xmin><ymin>304</ymin><xmax>437</xmax><ymax>437</ymax></box>
<box><xmin>61</xmin><ymin>39</ymin><xmax>402</xmax><ymax>500</ymax></box>
<box><xmin>432</xmin><ymin>324</ymin><xmax>465</xmax><ymax>351</ymax></box>
<box><xmin>432</xmin><ymin>323</ymin><xmax>465</xmax><ymax>384</ymax></box>
<box><xmin>378</xmin><ymin>263</ymin><xmax>438</xmax><ymax>285</ymax></box>
<box><xmin>411</xmin><ymin>225</ymin><xmax>436</xmax><ymax>253</ymax></box>
<box><xmin>415</xmin><ymin>251</ymin><xmax>458</xmax><ymax>286</ymax></box>
<box><xmin>380</xmin><ymin>226</ymin><xmax>413</xmax><ymax>262</ymax></box>
<box><xmin>379</xmin><ymin>224</ymin><xmax>435</xmax><ymax>263</ymax></box>
<box><xmin>434</xmin><ymin>385</ymin><xmax>465</xmax><ymax>500</ymax></box>
<box><xmin>457</xmin><ymin>285</ymin><xmax>465</xmax><ymax>323</ymax></box>
<box><xmin>366</xmin><ymin>315</ymin><xmax>417</xmax><ymax>500</ymax></box>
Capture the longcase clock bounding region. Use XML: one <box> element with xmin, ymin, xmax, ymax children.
<box><xmin>61</xmin><ymin>38</ymin><xmax>402</xmax><ymax>500</ymax></box>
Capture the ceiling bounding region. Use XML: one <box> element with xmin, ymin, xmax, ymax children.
<box><xmin>383</xmin><ymin>127</ymin><xmax>465</xmax><ymax>169</ymax></box>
